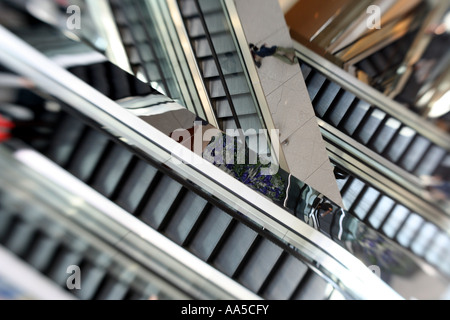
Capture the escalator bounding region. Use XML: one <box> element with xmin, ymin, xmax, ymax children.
<box><xmin>2</xmin><ymin>0</ymin><xmax>449</xmax><ymax>300</ymax></box>
<box><xmin>293</xmin><ymin>42</ymin><xmax>450</xmax><ymax>274</ymax></box>
<box><xmin>0</xmin><ymin>196</ymin><xmax>178</xmax><ymax>300</ymax></box>
<box><xmin>0</xmin><ymin>12</ymin><xmax>353</xmax><ymax>299</ymax></box>
<box><xmin>108</xmin><ymin>0</ymin><xmax>178</xmax><ymax>100</ymax></box>
<box><xmin>176</xmin><ymin>0</ymin><xmax>264</xmax><ymax>137</ymax></box>
<box><xmin>297</xmin><ymin>49</ymin><xmax>450</xmax><ymax>183</ymax></box>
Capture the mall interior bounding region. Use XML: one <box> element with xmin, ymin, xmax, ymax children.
<box><xmin>0</xmin><ymin>0</ymin><xmax>449</xmax><ymax>300</ymax></box>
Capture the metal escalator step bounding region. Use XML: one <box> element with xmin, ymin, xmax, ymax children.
<box><xmin>188</xmin><ymin>206</ymin><xmax>233</xmax><ymax>261</ymax></box>
<box><xmin>3</xmin><ymin>219</ymin><xmax>36</xmax><ymax>258</ymax></box>
<box><xmin>138</xmin><ymin>175</ymin><xmax>184</xmax><ymax>229</ymax></box>
<box><xmin>74</xmin><ymin>262</ymin><xmax>107</xmax><ymax>300</ymax></box>
<box><xmin>212</xmin><ymin>223</ymin><xmax>259</xmax><ymax>277</ymax></box>
<box><xmin>179</xmin><ymin>0</ymin><xmax>198</xmax><ymax>17</ymax></box>
<box><xmin>185</xmin><ymin>17</ymin><xmax>206</xmax><ymax>38</ymax></box>
<box><xmin>328</xmin><ymin>90</ymin><xmax>357</xmax><ymax>127</ymax></box>
<box><xmin>90</xmin><ymin>143</ymin><xmax>134</xmax><ymax>198</ymax></box>
<box><xmin>410</xmin><ymin>223</ymin><xmax>437</xmax><ymax>256</ymax></box>
<box><xmin>261</xmin><ymin>254</ymin><xmax>308</xmax><ymax>300</ymax></box>
<box><xmin>398</xmin><ymin>136</ymin><xmax>431</xmax><ymax>172</ymax></box>
<box><xmin>367</xmin><ymin>195</ymin><xmax>396</xmax><ymax>229</ymax></box>
<box><xmin>413</xmin><ymin>146</ymin><xmax>446</xmax><ymax>177</ymax></box>
<box><xmin>342</xmin><ymin>178</ymin><xmax>365</xmax><ymax>210</ymax></box>
<box><xmin>305</xmin><ymin>71</ymin><xmax>327</xmax><ymax>102</ymax></box>
<box><xmin>93</xmin><ymin>276</ymin><xmax>129</xmax><ymax>300</ymax></box>
<box><xmin>341</xmin><ymin>100</ymin><xmax>371</xmax><ymax>135</ymax></box>
<box><xmin>197</xmin><ymin>0</ymin><xmax>223</xmax><ymax>13</ymax></box>
<box><xmin>195</xmin><ymin>34</ymin><xmax>236</xmax><ymax>59</ymax></box>
<box><xmin>115</xmin><ymin>160</ymin><xmax>159</xmax><ymax>214</ymax></box>
<box><xmin>0</xmin><ymin>210</ymin><xmax>15</xmax><ymax>242</ymax></box>
<box><xmin>45</xmin><ymin>115</ymin><xmax>85</xmax><ymax>166</ymax></box>
<box><xmin>165</xmin><ymin>191</ymin><xmax>208</xmax><ymax>245</ymax></box>
<box><xmin>385</xmin><ymin>126</ymin><xmax>416</xmax><ymax>163</ymax></box>
<box><xmin>396</xmin><ymin>213</ymin><xmax>424</xmax><ymax>247</ymax></box>
<box><xmin>313</xmin><ymin>81</ymin><xmax>341</xmax><ymax>118</ymax></box>
<box><xmin>25</xmin><ymin>232</ymin><xmax>60</xmax><ymax>272</ymax></box>
<box><xmin>45</xmin><ymin>246</ymin><xmax>84</xmax><ymax>287</ymax></box>
<box><xmin>215</xmin><ymin>94</ymin><xmax>255</xmax><ymax>118</ymax></box>
<box><xmin>355</xmin><ymin>108</ymin><xmax>386</xmax><ymax>145</ymax></box>
<box><xmin>292</xmin><ymin>271</ymin><xmax>329</xmax><ymax>300</ymax></box>
<box><xmin>352</xmin><ymin>187</ymin><xmax>380</xmax><ymax>220</ymax></box>
<box><xmin>66</xmin><ymin>130</ymin><xmax>110</xmax><ymax>182</ymax></box>
<box><xmin>370</xmin><ymin>117</ymin><xmax>402</xmax><ymax>153</ymax></box>
<box><xmin>208</xmin><ymin>74</ymin><xmax>250</xmax><ymax>98</ymax></box>
<box><xmin>381</xmin><ymin>204</ymin><xmax>410</xmax><ymax>238</ymax></box>
<box><xmin>237</xmin><ymin>238</ymin><xmax>284</xmax><ymax>293</ymax></box>
<box><xmin>300</xmin><ymin>63</ymin><xmax>313</xmax><ymax>81</ymax></box>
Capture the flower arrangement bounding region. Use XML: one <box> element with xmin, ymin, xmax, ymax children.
<box><xmin>203</xmin><ymin>133</ymin><xmax>286</xmax><ymax>202</ymax></box>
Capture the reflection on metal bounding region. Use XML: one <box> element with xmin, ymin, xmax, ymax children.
<box><xmin>285</xmin><ymin>0</ymin><xmax>450</xmax><ymax>123</ymax></box>
<box><xmin>84</xmin><ymin>0</ymin><xmax>133</xmax><ymax>74</ymax></box>
<box><xmin>385</xmin><ymin>1</ymin><xmax>450</xmax><ymax>101</ymax></box>
<box><xmin>295</xmin><ymin>42</ymin><xmax>450</xmax><ymax>151</ymax></box>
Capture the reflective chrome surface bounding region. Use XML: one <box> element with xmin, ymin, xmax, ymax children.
<box><xmin>283</xmin><ymin>0</ymin><xmax>450</xmax><ymax>129</ymax></box>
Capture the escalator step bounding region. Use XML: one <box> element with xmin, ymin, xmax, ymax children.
<box><xmin>385</xmin><ymin>127</ymin><xmax>416</xmax><ymax>162</ymax></box>
<box><xmin>353</xmin><ymin>187</ymin><xmax>380</xmax><ymax>220</ymax></box>
<box><xmin>305</xmin><ymin>71</ymin><xmax>327</xmax><ymax>102</ymax></box>
<box><xmin>45</xmin><ymin>115</ymin><xmax>85</xmax><ymax>166</ymax></box>
<box><xmin>355</xmin><ymin>109</ymin><xmax>385</xmax><ymax>145</ymax></box>
<box><xmin>94</xmin><ymin>276</ymin><xmax>129</xmax><ymax>300</ymax></box>
<box><xmin>3</xmin><ymin>219</ymin><xmax>36</xmax><ymax>258</ymax></box>
<box><xmin>367</xmin><ymin>196</ymin><xmax>396</xmax><ymax>229</ymax></box>
<box><xmin>328</xmin><ymin>90</ymin><xmax>357</xmax><ymax>127</ymax></box>
<box><xmin>90</xmin><ymin>144</ymin><xmax>134</xmax><ymax>198</ymax></box>
<box><xmin>341</xmin><ymin>100</ymin><xmax>371</xmax><ymax>135</ymax></box>
<box><xmin>66</xmin><ymin>130</ymin><xmax>110</xmax><ymax>182</ymax></box>
<box><xmin>188</xmin><ymin>206</ymin><xmax>233</xmax><ymax>261</ymax></box>
<box><xmin>139</xmin><ymin>175</ymin><xmax>183</xmax><ymax>229</ymax></box>
<box><xmin>396</xmin><ymin>213</ymin><xmax>424</xmax><ymax>247</ymax></box>
<box><xmin>165</xmin><ymin>191</ymin><xmax>208</xmax><ymax>245</ymax></box>
<box><xmin>381</xmin><ymin>204</ymin><xmax>410</xmax><ymax>238</ymax></box>
<box><xmin>292</xmin><ymin>271</ymin><xmax>329</xmax><ymax>300</ymax></box>
<box><xmin>45</xmin><ymin>247</ymin><xmax>84</xmax><ymax>287</ymax></box>
<box><xmin>115</xmin><ymin>160</ymin><xmax>159</xmax><ymax>213</ymax></box>
<box><xmin>370</xmin><ymin>117</ymin><xmax>402</xmax><ymax>153</ymax></box>
<box><xmin>398</xmin><ymin>136</ymin><xmax>431</xmax><ymax>172</ymax></box>
<box><xmin>413</xmin><ymin>146</ymin><xmax>447</xmax><ymax>177</ymax></box>
<box><xmin>25</xmin><ymin>232</ymin><xmax>60</xmax><ymax>272</ymax></box>
<box><xmin>213</xmin><ymin>223</ymin><xmax>258</xmax><ymax>277</ymax></box>
<box><xmin>262</xmin><ymin>254</ymin><xmax>308</xmax><ymax>300</ymax></box>
<box><xmin>74</xmin><ymin>262</ymin><xmax>107</xmax><ymax>300</ymax></box>
<box><xmin>237</xmin><ymin>238</ymin><xmax>284</xmax><ymax>293</ymax></box>
<box><xmin>314</xmin><ymin>81</ymin><xmax>341</xmax><ymax>117</ymax></box>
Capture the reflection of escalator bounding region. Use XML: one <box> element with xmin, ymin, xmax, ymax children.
<box><xmin>355</xmin><ymin>29</ymin><xmax>419</xmax><ymax>92</ymax></box>
<box><xmin>108</xmin><ymin>0</ymin><xmax>177</xmax><ymax>99</ymax></box>
<box><xmin>177</xmin><ymin>0</ymin><xmax>263</xmax><ymax>135</ymax></box>
<box><xmin>331</xmin><ymin>162</ymin><xmax>450</xmax><ymax>276</ymax></box>
<box><xmin>299</xmin><ymin>60</ymin><xmax>450</xmax><ymax>181</ymax></box>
